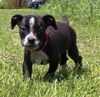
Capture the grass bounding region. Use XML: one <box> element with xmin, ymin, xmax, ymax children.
<box><xmin>0</xmin><ymin>7</ymin><xmax>100</xmax><ymax>97</ymax></box>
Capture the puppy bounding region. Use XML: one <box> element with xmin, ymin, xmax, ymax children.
<box><xmin>11</xmin><ymin>14</ymin><xmax>82</xmax><ymax>79</ymax></box>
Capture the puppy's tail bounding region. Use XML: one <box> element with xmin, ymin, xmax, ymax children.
<box><xmin>62</xmin><ymin>15</ymin><xmax>69</xmax><ymax>25</ymax></box>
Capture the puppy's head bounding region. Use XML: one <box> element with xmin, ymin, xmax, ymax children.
<box><xmin>11</xmin><ymin>14</ymin><xmax>57</xmax><ymax>50</ymax></box>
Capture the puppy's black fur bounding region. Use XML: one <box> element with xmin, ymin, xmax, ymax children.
<box><xmin>11</xmin><ymin>14</ymin><xmax>82</xmax><ymax>79</ymax></box>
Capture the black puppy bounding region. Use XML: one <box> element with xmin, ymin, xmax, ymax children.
<box><xmin>11</xmin><ymin>14</ymin><xmax>82</xmax><ymax>79</ymax></box>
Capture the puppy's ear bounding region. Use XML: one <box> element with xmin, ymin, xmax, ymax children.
<box><xmin>43</xmin><ymin>15</ymin><xmax>57</xmax><ymax>30</ymax></box>
<box><xmin>11</xmin><ymin>14</ymin><xmax>23</xmax><ymax>29</ymax></box>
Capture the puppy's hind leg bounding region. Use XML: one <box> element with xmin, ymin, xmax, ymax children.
<box><xmin>60</xmin><ymin>51</ymin><xmax>68</xmax><ymax>77</ymax></box>
<box><xmin>60</xmin><ymin>51</ymin><xmax>68</xmax><ymax>66</ymax></box>
<box><xmin>68</xmin><ymin>43</ymin><xmax>82</xmax><ymax>75</ymax></box>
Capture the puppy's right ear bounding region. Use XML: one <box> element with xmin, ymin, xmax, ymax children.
<box><xmin>11</xmin><ymin>15</ymin><xmax>23</xmax><ymax>29</ymax></box>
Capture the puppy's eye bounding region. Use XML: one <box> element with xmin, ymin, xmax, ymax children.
<box><xmin>21</xmin><ymin>27</ymin><xmax>26</xmax><ymax>32</ymax></box>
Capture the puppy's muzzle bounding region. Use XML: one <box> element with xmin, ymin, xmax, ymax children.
<box><xmin>28</xmin><ymin>36</ymin><xmax>35</xmax><ymax>44</ymax></box>
<box><xmin>22</xmin><ymin>34</ymin><xmax>40</xmax><ymax>50</ymax></box>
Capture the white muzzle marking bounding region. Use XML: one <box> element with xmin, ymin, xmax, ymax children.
<box><xmin>23</xmin><ymin>32</ymin><xmax>37</xmax><ymax>46</ymax></box>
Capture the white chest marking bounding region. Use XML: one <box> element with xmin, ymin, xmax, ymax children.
<box><xmin>30</xmin><ymin>51</ymin><xmax>48</xmax><ymax>64</ymax></box>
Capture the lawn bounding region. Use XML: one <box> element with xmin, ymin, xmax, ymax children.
<box><xmin>0</xmin><ymin>9</ymin><xmax>100</xmax><ymax>97</ymax></box>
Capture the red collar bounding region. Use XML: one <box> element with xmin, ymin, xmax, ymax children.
<box><xmin>27</xmin><ymin>31</ymin><xmax>48</xmax><ymax>53</ymax></box>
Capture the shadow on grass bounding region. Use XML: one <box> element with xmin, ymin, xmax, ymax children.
<box><xmin>34</xmin><ymin>67</ymin><xmax>92</xmax><ymax>83</ymax></box>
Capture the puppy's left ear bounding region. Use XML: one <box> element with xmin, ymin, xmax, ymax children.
<box><xmin>11</xmin><ymin>14</ymin><xmax>23</xmax><ymax>29</ymax></box>
<box><xmin>43</xmin><ymin>15</ymin><xmax>57</xmax><ymax>30</ymax></box>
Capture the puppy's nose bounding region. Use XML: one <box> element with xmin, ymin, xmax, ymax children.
<box><xmin>28</xmin><ymin>37</ymin><xmax>35</xmax><ymax>44</ymax></box>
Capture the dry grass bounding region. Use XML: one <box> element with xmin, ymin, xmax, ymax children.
<box><xmin>8</xmin><ymin>0</ymin><xmax>28</xmax><ymax>8</ymax></box>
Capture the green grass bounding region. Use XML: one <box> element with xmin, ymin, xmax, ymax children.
<box><xmin>0</xmin><ymin>8</ymin><xmax>100</xmax><ymax>97</ymax></box>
